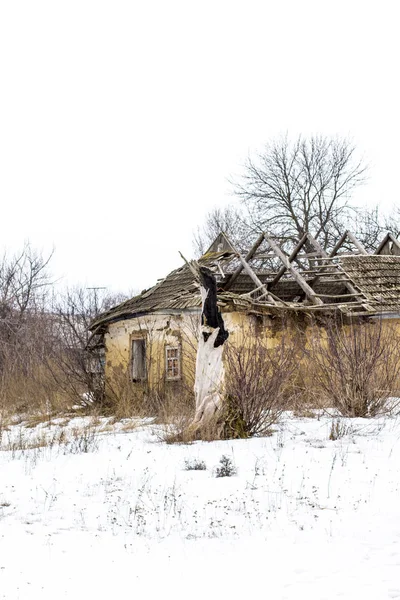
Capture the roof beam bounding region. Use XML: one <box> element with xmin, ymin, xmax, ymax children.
<box><xmin>266</xmin><ymin>233</ymin><xmax>309</xmax><ymax>290</ymax></box>
<box><xmin>345</xmin><ymin>231</ymin><xmax>368</xmax><ymax>255</ymax></box>
<box><xmin>264</xmin><ymin>234</ymin><xmax>323</xmax><ymax>306</ymax></box>
<box><xmin>236</xmin><ymin>253</ymin><xmax>278</xmax><ymax>305</ymax></box>
<box><xmin>301</xmin><ymin>232</ymin><xmax>371</xmax><ymax>309</ymax></box>
<box><xmin>220</xmin><ymin>233</ymin><xmax>279</xmax><ymax>305</ymax></box>
<box><xmin>224</xmin><ymin>233</ymin><xmax>265</xmax><ymax>290</ymax></box>
<box><xmin>306</xmin><ymin>233</ymin><xmax>328</xmax><ymax>258</ymax></box>
<box><xmin>329</xmin><ymin>231</ymin><xmax>348</xmax><ymax>258</ymax></box>
<box><xmin>330</xmin><ymin>230</ymin><xmax>368</xmax><ymax>258</ymax></box>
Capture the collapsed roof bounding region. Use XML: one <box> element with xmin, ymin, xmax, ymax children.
<box><xmin>91</xmin><ymin>231</ymin><xmax>400</xmax><ymax>331</ymax></box>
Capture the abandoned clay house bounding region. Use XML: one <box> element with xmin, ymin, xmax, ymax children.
<box><xmin>89</xmin><ymin>230</ymin><xmax>400</xmax><ymax>409</ymax></box>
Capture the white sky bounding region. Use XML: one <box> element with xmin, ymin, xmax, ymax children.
<box><xmin>1</xmin><ymin>0</ymin><xmax>399</xmax><ymax>294</ymax></box>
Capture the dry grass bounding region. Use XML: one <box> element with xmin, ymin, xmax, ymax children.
<box><xmin>103</xmin><ymin>365</ymin><xmax>154</xmax><ymax>418</ymax></box>
<box><xmin>1</xmin><ymin>428</ymin><xmax>65</xmax><ymax>454</ymax></box>
<box><xmin>119</xmin><ymin>420</ymin><xmax>140</xmax><ymax>433</ymax></box>
<box><xmin>24</xmin><ymin>413</ymin><xmax>56</xmax><ymax>429</ymax></box>
<box><xmin>329</xmin><ymin>418</ymin><xmax>354</xmax><ymax>440</ymax></box>
<box><xmin>154</xmin><ymin>388</ymin><xmax>198</xmax><ymax>443</ymax></box>
<box><xmin>0</xmin><ymin>418</ymin><xmax>101</xmax><ymax>457</ymax></box>
<box><xmin>0</xmin><ymin>363</ymin><xmax>78</xmax><ymax>423</ymax></box>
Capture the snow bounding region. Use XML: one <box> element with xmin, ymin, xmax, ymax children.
<box><xmin>1</xmin><ymin>413</ymin><xmax>400</xmax><ymax>599</ymax></box>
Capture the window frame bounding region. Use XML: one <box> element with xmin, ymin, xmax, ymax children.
<box><xmin>165</xmin><ymin>344</ymin><xmax>181</xmax><ymax>381</ymax></box>
<box><xmin>130</xmin><ymin>336</ymin><xmax>147</xmax><ymax>383</ymax></box>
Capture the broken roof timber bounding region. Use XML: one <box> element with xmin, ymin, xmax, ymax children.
<box><xmin>330</xmin><ymin>230</ymin><xmax>368</xmax><ymax>257</ymax></box>
<box><xmin>90</xmin><ymin>230</ymin><xmax>400</xmax><ymax>331</ymax></box>
<box><xmin>266</xmin><ymin>233</ymin><xmax>309</xmax><ymax>290</ymax></box>
<box><xmin>220</xmin><ymin>233</ymin><xmax>279</xmax><ymax>306</ymax></box>
<box><xmin>264</xmin><ymin>234</ymin><xmax>323</xmax><ymax>306</ymax></box>
<box><xmin>224</xmin><ymin>233</ymin><xmax>265</xmax><ymax>290</ymax></box>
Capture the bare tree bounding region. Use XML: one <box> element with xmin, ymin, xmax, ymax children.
<box><xmin>350</xmin><ymin>206</ymin><xmax>388</xmax><ymax>252</ymax></box>
<box><xmin>0</xmin><ymin>244</ymin><xmax>52</xmax><ymax>370</ymax></box>
<box><xmin>233</xmin><ymin>135</ymin><xmax>367</xmax><ymax>251</ymax></box>
<box><xmin>193</xmin><ymin>205</ymin><xmax>252</xmax><ymax>257</ymax></box>
<box><xmin>193</xmin><ymin>135</ymin><xmax>373</xmax><ymax>256</ymax></box>
<box><xmin>0</xmin><ymin>245</ymin><xmax>56</xmax><ymax>414</ymax></box>
<box><xmin>49</xmin><ymin>287</ymin><xmax>127</xmax><ymax>408</ymax></box>
<box><xmin>0</xmin><ymin>243</ymin><xmax>51</xmax><ymax>312</ymax></box>
<box><xmin>0</xmin><ymin>246</ymin><xmax>131</xmax><ymax>416</ymax></box>
<box><xmin>351</xmin><ymin>205</ymin><xmax>400</xmax><ymax>251</ymax></box>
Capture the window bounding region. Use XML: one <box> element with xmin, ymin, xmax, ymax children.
<box><xmin>131</xmin><ymin>338</ymin><xmax>146</xmax><ymax>382</ymax></box>
<box><xmin>165</xmin><ymin>345</ymin><xmax>181</xmax><ymax>380</ymax></box>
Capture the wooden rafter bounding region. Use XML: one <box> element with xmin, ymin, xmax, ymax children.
<box><xmin>236</xmin><ymin>254</ymin><xmax>278</xmax><ymax>305</ymax></box>
<box><xmin>201</xmin><ymin>229</ymin><xmax>400</xmax><ymax>314</ymax></box>
<box><xmin>224</xmin><ymin>233</ymin><xmax>265</xmax><ymax>290</ymax></box>
<box><xmin>345</xmin><ymin>231</ymin><xmax>368</xmax><ymax>255</ymax></box>
<box><xmin>330</xmin><ymin>230</ymin><xmax>367</xmax><ymax>258</ymax></box>
<box><xmin>264</xmin><ymin>235</ymin><xmax>323</xmax><ymax>306</ymax></box>
<box><xmin>301</xmin><ymin>232</ymin><xmax>371</xmax><ymax>310</ymax></box>
<box><xmin>305</xmin><ymin>233</ymin><xmax>329</xmax><ymax>259</ymax></box>
<box><xmin>219</xmin><ymin>232</ymin><xmax>280</xmax><ymax>305</ymax></box>
<box><xmin>266</xmin><ymin>233</ymin><xmax>309</xmax><ymax>290</ymax></box>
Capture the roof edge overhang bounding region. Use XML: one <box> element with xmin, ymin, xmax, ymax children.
<box><xmin>89</xmin><ymin>307</ymin><xmax>203</xmax><ymax>333</ymax></box>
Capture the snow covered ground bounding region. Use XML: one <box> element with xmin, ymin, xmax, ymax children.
<box><xmin>1</xmin><ymin>412</ymin><xmax>400</xmax><ymax>599</ymax></box>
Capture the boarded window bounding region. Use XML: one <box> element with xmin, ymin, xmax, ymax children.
<box><xmin>165</xmin><ymin>346</ymin><xmax>181</xmax><ymax>380</ymax></box>
<box><xmin>131</xmin><ymin>339</ymin><xmax>146</xmax><ymax>382</ymax></box>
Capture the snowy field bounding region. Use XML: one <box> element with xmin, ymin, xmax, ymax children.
<box><xmin>1</xmin><ymin>412</ymin><xmax>400</xmax><ymax>599</ymax></box>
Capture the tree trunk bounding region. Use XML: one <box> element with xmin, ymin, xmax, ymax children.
<box><xmin>190</xmin><ymin>266</ymin><xmax>229</xmax><ymax>432</ymax></box>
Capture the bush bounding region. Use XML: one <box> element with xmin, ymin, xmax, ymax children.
<box><xmin>214</xmin><ymin>455</ymin><xmax>237</xmax><ymax>478</ymax></box>
<box><xmin>184</xmin><ymin>458</ymin><xmax>207</xmax><ymax>471</ymax></box>
<box><xmin>308</xmin><ymin>317</ymin><xmax>400</xmax><ymax>417</ymax></box>
<box><xmin>222</xmin><ymin>328</ymin><xmax>299</xmax><ymax>437</ymax></box>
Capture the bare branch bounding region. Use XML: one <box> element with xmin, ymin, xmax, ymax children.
<box><xmin>232</xmin><ymin>134</ymin><xmax>367</xmax><ymax>251</ymax></box>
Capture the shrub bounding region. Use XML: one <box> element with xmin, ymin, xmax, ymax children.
<box><xmin>308</xmin><ymin>317</ymin><xmax>400</xmax><ymax>417</ymax></box>
<box><xmin>214</xmin><ymin>455</ymin><xmax>237</xmax><ymax>478</ymax></box>
<box><xmin>222</xmin><ymin>327</ymin><xmax>300</xmax><ymax>437</ymax></box>
<box><xmin>183</xmin><ymin>458</ymin><xmax>207</xmax><ymax>471</ymax></box>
